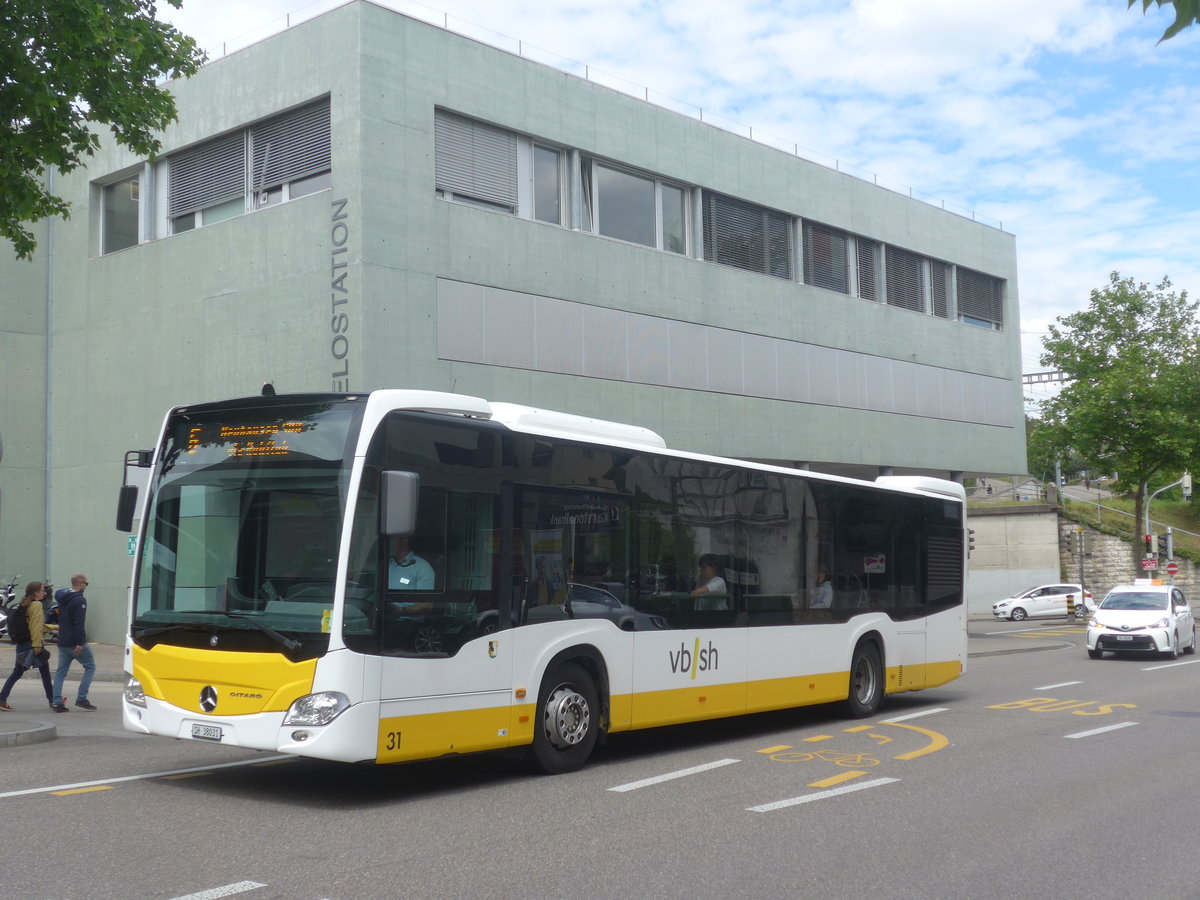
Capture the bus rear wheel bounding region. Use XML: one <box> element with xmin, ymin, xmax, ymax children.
<box><xmin>529</xmin><ymin>662</ymin><xmax>600</xmax><ymax>774</ymax></box>
<box><xmin>845</xmin><ymin>641</ymin><xmax>883</xmax><ymax>718</ymax></box>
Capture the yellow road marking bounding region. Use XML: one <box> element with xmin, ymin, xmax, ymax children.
<box><xmin>52</xmin><ymin>786</ymin><xmax>112</xmax><ymax>796</ymax></box>
<box><xmin>842</xmin><ymin>725</ymin><xmax>873</xmax><ymax>733</ymax></box>
<box><xmin>758</xmin><ymin>745</ymin><xmax>792</xmax><ymax>754</ymax></box>
<box><xmin>809</xmin><ymin>770</ymin><xmax>868</xmax><ymax>788</ymax></box>
<box><xmin>887</xmin><ymin>721</ymin><xmax>949</xmax><ymax>760</ymax></box>
<box><xmin>803</xmin><ymin>734</ymin><xmax>834</xmax><ymax>742</ymax></box>
<box><xmin>162</xmin><ymin>772</ymin><xmax>213</xmax><ymax>781</ymax></box>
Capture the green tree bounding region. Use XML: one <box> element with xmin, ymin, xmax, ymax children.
<box><xmin>1037</xmin><ymin>272</ymin><xmax>1200</xmax><ymax>572</ymax></box>
<box><xmin>1026</xmin><ymin>416</ymin><xmax>1084</xmax><ymax>484</ymax></box>
<box><xmin>2</xmin><ymin>0</ymin><xmax>205</xmax><ymax>259</ymax></box>
<box><xmin>1130</xmin><ymin>0</ymin><xmax>1200</xmax><ymax>41</ymax></box>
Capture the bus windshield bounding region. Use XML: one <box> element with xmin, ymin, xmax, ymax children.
<box><xmin>131</xmin><ymin>397</ymin><xmax>364</xmax><ymax>659</ymax></box>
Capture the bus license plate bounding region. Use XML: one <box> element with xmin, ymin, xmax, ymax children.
<box><xmin>191</xmin><ymin>723</ymin><xmax>223</xmax><ymax>742</ymax></box>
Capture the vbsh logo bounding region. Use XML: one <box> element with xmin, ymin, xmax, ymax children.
<box><xmin>668</xmin><ymin>638</ymin><xmax>719</xmax><ymax>680</ymax></box>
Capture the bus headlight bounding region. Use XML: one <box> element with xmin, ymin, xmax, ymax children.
<box><xmin>283</xmin><ymin>692</ymin><xmax>350</xmax><ymax>726</ymax></box>
<box><xmin>124</xmin><ymin>678</ymin><xmax>147</xmax><ymax>708</ymax></box>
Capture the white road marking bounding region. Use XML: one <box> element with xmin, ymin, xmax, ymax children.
<box><xmin>1143</xmin><ymin>659</ymin><xmax>1200</xmax><ymax>670</ymax></box>
<box><xmin>608</xmin><ymin>758</ymin><xmax>740</xmax><ymax>792</ymax></box>
<box><xmin>747</xmin><ymin>777</ymin><xmax>900</xmax><ymax>811</ymax></box>
<box><xmin>1035</xmin><ymin>681</ymin><xmax>1083</xmax><ymax>690</ymax></box>
<box><xmin>168</xmin><ymin>882</ymin><xmax>266</xmax><ymax>900</ymax></box>
<box><xmin>879</xmin><ymin>707</ymin><xmax>948</xmax><ymax>723</ymax></box>
<box><xmin>0</xmin><ymin>755</ymin><xmax>293</xmax><ymax>799</ymax></box>
<box><xmin>1065</xmin><ymin>722</ymin><xmax>1138</xmax><ymax>739</ymax></box>
<box><xmin>165</xmin><ymin>883</ymin><xmax>264</xmax><ymax>897</ymax></box>
<box><xmin>984</xmin><ymin>625</ymin><xmax>1080</xmax><ymax>635</ymax></box>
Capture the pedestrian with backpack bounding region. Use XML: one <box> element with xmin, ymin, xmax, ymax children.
<box><xmin>0</xmin><ymin>582</ymin><xmax>54</xmax><ymax>711</ymax></box>
<box><xmin>51</xmin><ymin>574</ymin><xmax>96</xmax><ymax>712</ymax></box>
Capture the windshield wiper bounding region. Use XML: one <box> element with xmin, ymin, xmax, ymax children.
<box><xmin>135</xmin><ymin>610</ymin><xmax>302</xmax><ymax>653</ymax></box>
<box><xmin>224</xmin><ymin>612</ymin><xmax>303</xmax><ymax>652</ymax></box>
<box><xmin>135</xmin><ymin>622</ymin><xmax>220</xmax><ymax>641</ymax></box>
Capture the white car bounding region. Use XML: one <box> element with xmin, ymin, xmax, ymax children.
<box><xmin>1087</xmin><ymin>582</ymin><xmax>1196</xmax><ymax>659</ymax></box>
<box><xmin>992</xmin><ymin>583</ymin><xmax>1093</xmax><ymax>621</ymax></box>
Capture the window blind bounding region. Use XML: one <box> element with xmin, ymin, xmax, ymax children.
<box><xmin>434</xmin><ymin>110</ymin><xmax>518</xmax><ymax>210</ymax></box>
<box><xmin>250</xmin><ymin>99</ymin><xmax>331</xmax><ymax>193</ymax></box>
<box><xmin>856</xmin><ymin>238</ymin><xmax>879</xmax><ymax>301</ymax></box>
<box><xmin>885</xmin><ymin>246</ymin><xmax>924</xmax><ymax>312</ymax></box>
<box><xmin>930</xmin><ymin>260</ymin><xmax>951</xmax><ymax>318</ymax></box>
<box><xmin>167</xmin><ymin>131</ymin><xmax>245</xmax><ymax>218</ymax></box>
<box><xmin>702</xmin><ymin>190</ymin><xmax>792</xmax><ymax>280</ymax></box>
<box><xmin>802</xmin><ymin>221</ymin><xmax>849</xmax><ymax>293</ymax></box>
<box><xmin>957</xmin><ymin>268</ymin><xmax>1004</xmax><ymax>326</ymax></box>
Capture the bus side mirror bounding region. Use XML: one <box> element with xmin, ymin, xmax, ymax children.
<box><xmin>117</xmin><ymin>449</ymin><xmax>154</xmax><ymax>533</ymax></box>
<box><xmin>382</xmin><ymin>471</ymin><xmax>420</xmax><ymax>536</ymax></box>
<box><xmin>116</xmin><ymin>485</ymin><xmax>139</xmax><ymax>533</ymax></box>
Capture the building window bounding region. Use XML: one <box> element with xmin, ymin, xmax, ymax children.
<box><xmin>802</xmin><ymin>221</ymin><xmax>849</xmax><ymax>294</ymax></box>
<box><xmin>957</xmin><ymin>267</ymin><xmax>1005</xmax><ymax>329</ymax></box>
<box><xmin>580</xmin><ymin>158</ymin><xmax>689</xmax><ymax>253</ymax></box>
<box><xmin>885</xmin><ymin>245</ymin><xmax>924</xmax><ymax>313</ymax></box>
<box><xmin>593</xmin><ymin>163</ymin><xmax>655</xmax><ymax>246</ymax></box>
<box><xmin>661</xmin><ymin>183</ymin><xmax>686</xmax><ymax>255</ymax></box>
<box><xmin>165</xmin><ymin>98</ymin><xmax>331</xmax><ymax>235</ymax></box>
<box><xmin>702</xmin><ymin>190</ymin><xmax>792</xmax><ymax>280</ymax></box>
<box><xmin>249</xmin><ymin>100</ymin><xmax>332</xmax><ymax>208</ymax></box>
<box><xmin>168</xmin><ymin>130</ymin><xmax>245</xmax><ymax>233</ymax></box>
<box><xmin>434</xmin><ymin>110</ymin><xmax>518</xmax><ymax>212</ymax></box>
<box><xmin>533</xmin><ymin>145</ymin><xmax>562</xmax><ymax>224</ymax></box>
<box><xmin>101</xmin><ymin>173</ymin><xmax>141</xmax><ymax>253</ymax></box>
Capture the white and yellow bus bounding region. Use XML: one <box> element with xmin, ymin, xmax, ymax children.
<box><xmin>119</xmin><ymin>389</ymin><xmax>967</xmax><ymax>773</ymax></box>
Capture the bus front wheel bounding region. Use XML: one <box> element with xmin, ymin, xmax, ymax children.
<box><xmin>845</xmin><ymin>641</ymin><xmax>883</xmax><ymax>718</ymax></box>
<box><xmin>530</xmin><ymin>662</ymin><xmax>599</xmax><ymax>774</ymax></box>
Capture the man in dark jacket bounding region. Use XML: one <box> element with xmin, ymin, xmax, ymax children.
<box><xmin>51</xmin><ymin>574</ymin><xmax>97</xmax><ymax>712</ymax></box>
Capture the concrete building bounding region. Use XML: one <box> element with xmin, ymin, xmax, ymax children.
<box><xmin>2</xmin><ymin>1</ymin><xmax>1024</xmax><ymax>641</ymax></box>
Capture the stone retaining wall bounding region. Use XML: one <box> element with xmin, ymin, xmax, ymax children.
<box><xmin>1058</xmin><ymin>520</ymin><xmax>1195</xmax><ymax>597</ymax></box>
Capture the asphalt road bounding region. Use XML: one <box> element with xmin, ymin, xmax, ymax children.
<box><xmin>2</xmin><ymin>620</ymin><xmax>1195</xmax><ymax>900</ymax></box>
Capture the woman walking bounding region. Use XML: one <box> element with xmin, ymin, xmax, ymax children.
<box><xmin>0</xmin><ymin>581</ymin><xmax>55</xmax><ymax>711</ymax></box>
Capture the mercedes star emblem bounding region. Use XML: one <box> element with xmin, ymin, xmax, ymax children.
<box><xmin>200</xmin><ymin>686</ymin><xmax>218</xmax><ymax>712</ymax></box>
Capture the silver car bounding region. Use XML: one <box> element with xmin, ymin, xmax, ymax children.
<box><xmin>1087</xmin><ymin>583</ymin><xmax>1196</xmax><ymax>659</ymax></box>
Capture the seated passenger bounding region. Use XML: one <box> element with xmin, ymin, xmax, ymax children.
<box><xmin>691</xmin><ymin>554</ymin><xmax>729</xmax><ymax>610</ymax></box>
<box><xmin>810</xmin><ymin>566</ymin><xmax>833</xmax><ymax>609</ymax></box>
<box><xmin>389</xmin><ymin>536</ymin><xmax>435</xmax><ymax>590</ymax></box>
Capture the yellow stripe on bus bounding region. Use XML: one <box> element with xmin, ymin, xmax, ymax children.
<box><xmin>377</xmin><ymin>705</ymin><xmax>522</xmax><ymax>763</ymax></box>
<box><xmin>371</xmin><ymin>659</ymin><xmax>961</xmax><ymax>760</ymax></box>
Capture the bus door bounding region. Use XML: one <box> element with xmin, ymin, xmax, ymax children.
<box><xmin>515</xmin><ymin>486</ymin><xmax>634</xmax><ymax>629</ymax></box>
<box><xmin>890</xmin><ymin>517</ymin><xmax>927</xmax><ymax>691</ymax></box>
<box><xmin>373</xmin><ymin>482</ymin><xmax>516</xmax><ymax>762</ymax></box>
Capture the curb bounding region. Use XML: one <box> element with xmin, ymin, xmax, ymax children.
<box><xmin>968</xmin><ymin>640</ymin><xmax>1075</xmax><ymax>658</ymax></box>
<box><xmin>0</xmin><ymin>719</ymin><xmax>56</xmax><ymax>748</ymax></box>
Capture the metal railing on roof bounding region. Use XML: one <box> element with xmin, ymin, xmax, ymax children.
<box><xmin>183</xmin><ymin>0</ymin><xmax>1005</xmax><ymax>232</ymax></box>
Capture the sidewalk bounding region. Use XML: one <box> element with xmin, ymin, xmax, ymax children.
<box><xmin>966</xmin><ymin>614</ymin><xmax>1069</xmax><ymax>657</ymax></box>
<box><xmin>0</xmin><ymin>643</ymin><xmax>126</xmax><ymax>746</ymax></box>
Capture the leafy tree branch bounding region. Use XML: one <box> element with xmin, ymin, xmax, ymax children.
<box><xmin>2</xmin><ymin>0</ymin><xmax>204</xmax><ymax>258</ymax></box>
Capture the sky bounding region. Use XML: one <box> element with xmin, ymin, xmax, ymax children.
<box><xmin>160</xmin><ymin>0</ymin><xmax>1200</xmax><ymax>408</ymax></box>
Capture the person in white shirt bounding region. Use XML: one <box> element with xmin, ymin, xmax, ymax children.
<box><xmin>691</xmin><ymin>554</ymin><xmax>728</xmax><ymax>610</ymax></box>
